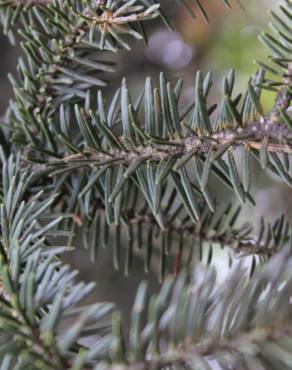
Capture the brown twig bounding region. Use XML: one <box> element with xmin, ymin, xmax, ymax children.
<box><xmin>37</xmin><ymin>118</ymin><xmax>292</xmax><ymax>168</ymax></box>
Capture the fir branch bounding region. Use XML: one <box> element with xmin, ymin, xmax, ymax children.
<box><xmin>105</xmin><ymin>246</ymin><xmax>292</xmax><ymax>370</ymax></box>
<box><xmin>19</xmin><ymin>76</ymin><xmax>291</xmax><ymax>237</ymax></box>
<box><xmin>23</xmin><ymin>165</ymin><xmax>290</xmax><ymax>275</ymax></box>
<box><xmin>106</xmin><ymin>324</ymin><xmax>292</xmax><ymax>370</ymax></box>
<box><xmin>0</xmin><ymin>154</ymin><xmax>114</xmax><ymax>369</ymax></box>
<box><xmin>43</xmin><ymin>117</ymin><xmax>292</xmax><ymax>166</ymax></box>
<box><xmin>81</xmin><ymin>198</ymin><xmax>290</xmax><ymax>276</ymax></box>
<box><xmin>9</xmin><ymin>59</ymin><xmax>287</xmax><ymax>234</ymax></box>
<box><xmin>2</xmin><ymin>0</ymin><xmax>161</xmax><ymax>148</ymax></box>
<box><xmin>257</xmin><ymin>1</ymin><xmax>292</xmax><ymax>119</ymax></box>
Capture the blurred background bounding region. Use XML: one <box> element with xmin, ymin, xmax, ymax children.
<box><xmin>1</xmin><ymin>0</ymin><xmax>291</xmax><ymax>326</ymax></box>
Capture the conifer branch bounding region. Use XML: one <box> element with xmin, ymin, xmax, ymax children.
<box><xmin>23</xmin><ymin>169</ymin><xmax>289</xmax><ymax>275</ymax></box>
<box><xmin>26</xmin><ymin>82</ymin><xmax>291</xmax><ymax>227</ymax></box>
<box><xmin>107</xmin><ymin>325</ymin><xmax>292</xmax><ymax>370</ymax></box>
<box><xmin>0</xmin><ymin>0</ymin><xmax>292</xmax><ymax>368</ymax></box>
<box><xmin>42</xmin><ymin>117</ymin><xmax>292</xmax><ymax>167</ymax></box>
<box><xmin>106</xmin><ymin>246</ymin><xmax>292</xmax><ymax>370</ymax></box>
<box><xmin>0</xmin><ymin>154</ymin><xmax>115</xmax><ymax>369</ymax></box>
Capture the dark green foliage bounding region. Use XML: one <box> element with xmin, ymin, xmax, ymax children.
<box><xmin>0</xmin><ymin>0</ymin><xmax>291</xmax><ymax>369</ymax></box>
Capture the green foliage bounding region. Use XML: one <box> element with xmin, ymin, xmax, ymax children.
<box><xmin>0</xmin><ymin>153</ymin><xmax>114</xmax><ymax>369</ymax></box>
<box><xmin>0</xmin><ymin>0</ymin><xmax>291</xmax><ymax>369</ymax></box>
<box><xmin>107</xmin><ymin>245</ymin><xmax>292</xmax><ymax>369</ymax></box>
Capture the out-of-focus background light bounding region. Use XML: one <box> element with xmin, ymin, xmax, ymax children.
<box><xmin>146</xmin><ymin>30</ymin><xmax>194</xmax><ymax>69</ymax></box>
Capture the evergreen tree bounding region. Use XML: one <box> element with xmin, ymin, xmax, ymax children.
<box><xmin>0</xmin><ymin>0</ymin><xmax>291</xmax><ymax>368</ymax></box>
